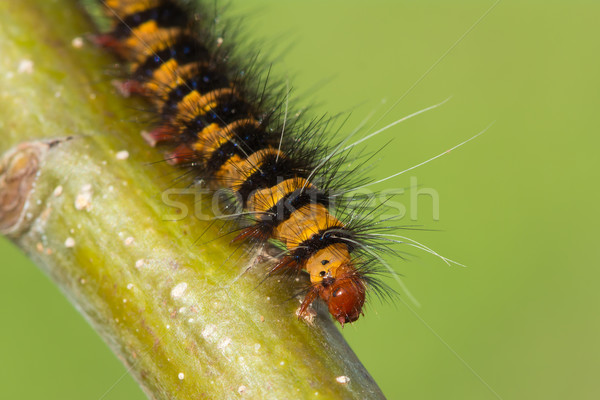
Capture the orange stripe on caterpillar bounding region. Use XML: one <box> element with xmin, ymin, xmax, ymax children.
<box><xmin>144</xmin><ymin>62</ymin><xmax>202</xmax><ymax>101</ymax></box>
<box><xmin>175</xmin><ymin>88</ymin><xmax>235</xmax><ymax>124</ymax></box>
<box><xmin>215</xmin><ymin>147</ymin><xmax>282</xmax><ymax>191</ymax></box>
<box><xmin>274</xmin><ymin>203</ymin><xmax>342</xmax><ymax>249</ymax></box>
<box><xmin>247</xmin><ymin>177</ymin><xmax>314</xmax><ymax>215</ymax></box>
<box><xmin>126</xmin><ymin>27</ymin><xmax>186</xmax><ymax>67</ymax></box>
<box><xmin>104</xmin><ymin>0</ymin><xmax>163</xmax><ymax>20</ymax></box>
<box><xmin>192</xmin><ymin>119</ymin><xmax>260</xmax><ymax>155</ymax></box>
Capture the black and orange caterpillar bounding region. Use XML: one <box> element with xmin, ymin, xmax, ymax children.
<box><xmin>94</xmin><ymin>0</ymin><xmax>400</xmax><ymax>325</ymax></box>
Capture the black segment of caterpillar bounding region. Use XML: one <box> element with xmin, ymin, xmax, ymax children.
<box><xmin>95</xmin><ymin>0</ymin><xmax>394</xmax><ymax>325</ymax></box>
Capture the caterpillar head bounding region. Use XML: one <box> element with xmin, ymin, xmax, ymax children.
<box><xmin>301</xmin><ymin>243</ymin><xmax>366</xmax><ymax>326</ymax></box>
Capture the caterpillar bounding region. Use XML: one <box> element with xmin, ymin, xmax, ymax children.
<box><xmin>92</xmin><ymin>0</ymin><xmax>468</xmax><ymax>326</ymax></box>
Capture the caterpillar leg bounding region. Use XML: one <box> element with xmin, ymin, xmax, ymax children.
<box><xmin>111</xmin><ymin>79</ymin><xmax>147</xmax><ymax>97</ymax></box>
<box><xmin>298</xmin><ymin>288</ymin><xmax>319</xmax><ymax>320</ymax></box>
<box><xmin>232</xmin><ymin>225</ymin><xmax>271</xmax><ymax>243</ymax></box>
<box><xmin>91</xmin><ymin>33</ymin><xmax>120</xmax><ymax>49</ymax></box>
<box><xmin>142</xmin><ymin>126</ymin><xmax>177</xmax><ymax>147</ymax></box>
<box><xmin>165</xmin><ymin>144</ymin><xmax>195</xmax><ymax>165</ymax></box>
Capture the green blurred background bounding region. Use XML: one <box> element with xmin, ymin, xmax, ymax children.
<box><xmin>1</xmin><ymin>0</ymin><xmax>598</xmax><ymax>399</ymax></box>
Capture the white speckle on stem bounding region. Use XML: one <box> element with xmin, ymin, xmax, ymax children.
<box><xmin>71</xmin><ymin>37</ymin><xmax>84</xmax><ymax>48</ymax></box>
<box><xmin>18</xmin><ymin>59</ymin><xmax>34</xmax><ymax>74</ymax></box>
<box><xmin>202</xmin><ymin>324</ymin><xmax>216</xmax><ymax>338</ymax></box>
<box><xmin>124</xmin><ymin>236</ymin><xmax>134</xmax><ymax>246</ymax></box>
<box><xmin>336</xmin><ymin>376</ymin><xmax>350</xmax><ymax>384</ymax></box>
<box><xmin>64</xmin><ymin>237</ymin><xmax>75</xmax><ymax>248</ymax></box>
<box><xmin>238</xmin><ymin>385</ymin><xmax>247</xmax><ymax>394</ymax></box>
<box><xmin>254</xmin><ymin>343</ymin><xmax>261</xmax><ymax>352</ymax></box>
<box><xmin>75</xmin><ymin>185</ymin><xmax>93</xmax><ymax>210</ymax></box>
<box><xmin>115</xmin><ymin>150</ymin><xmax>129</xmax><ymax>160</ymax></box>
<box><xmin>126</xmin><ymin>283</ymin><xmax>134</xmax><ymax>290</ymax></box>
<box><xmin>178</xmin><ymin>372</ymin><xmax>185</xmax><ymax>380</ymax></box>
<box><xmin>135</xmin><ymin>259</ymin><xmax>144</xmax><ymax>269</ymax></box>
<box><xmin>217</xmin><ymin>337</ymin><xmax>232</xmax><ymax>350</ymax></box>
<box><xmin>53</xmin><ymin>185</ymin><xmax>63</xmax><ymax>197</ymax></box>
<box><xmin>171</xmin><ymin>282</ymin><xmax>188</xmax><ymax>299</ymax></box>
